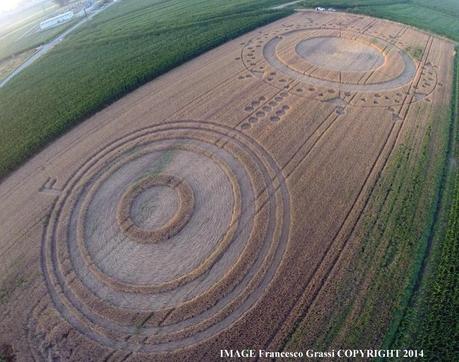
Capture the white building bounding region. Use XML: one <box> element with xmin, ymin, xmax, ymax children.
<box><xmin>40</xmin><ymin>11</ymin><xmax>74</xmax><ymax>31</ymax></box>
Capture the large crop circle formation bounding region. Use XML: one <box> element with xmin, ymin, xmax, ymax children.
<box><xmin>41</xmin><ymin>120</ymin><xmax>290</xmax><ymax>353</ymax></box>
<box><xmin>241</xmin><ymin>25</ymin><xmax>435</xmax><ymax>106</ymax></box>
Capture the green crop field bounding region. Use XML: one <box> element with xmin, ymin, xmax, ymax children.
<box><xmin>388</xmin><ymin>48</ymin><xmax>459</xmax><ymax>362</ymax></box>
<box><xmin>351</xmin><ymin>2</ymin><xmax>459</xmax><ymax>42</ymax></box>
<box><xmin>296</xmin><ymin>0</ymin><xmax>459</xmax><ymax>41</ymax></box>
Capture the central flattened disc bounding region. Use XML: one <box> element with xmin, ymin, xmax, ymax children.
<box><xmin>117</xmin><ymin>174</ymin><xmax>195</xmax><ymax>243</ymax></box>
<box><xmin>131</xmin><ymin>184</ymin><xmax>179</xmax><ymax>230</ymax></box>
<box><xmin>295</xmin><ymin>36</ymin><xmax>384</xmax><ymax>72</ymax></box>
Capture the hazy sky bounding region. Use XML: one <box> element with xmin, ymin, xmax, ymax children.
<box><xmin>0</xmin><ymin>0</ymin><xmax>22</xmax><ymax>12</ymax></box>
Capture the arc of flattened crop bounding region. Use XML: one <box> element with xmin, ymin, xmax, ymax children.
<box><xmin>262</xmin><ymin>29</ymin><xmax>417</xmax><ymax>93</ymax></box>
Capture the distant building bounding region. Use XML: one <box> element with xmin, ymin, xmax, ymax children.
<box><xmin>39</xmin><ymin>11</ymin><xmax>74</xmax><ymax>31</ymax></box>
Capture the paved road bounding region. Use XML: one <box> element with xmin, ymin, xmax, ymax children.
<box><xmin>0</xmin><ymin>1</ymin><xmax>118</xmax><ymax>88</ymax></box>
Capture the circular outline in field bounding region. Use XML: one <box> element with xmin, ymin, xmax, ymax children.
<box><xmin>117</xmin><ymin>174</ymin><xmax>194</xmax><ymax>244</ymax></box>
<box><xmin>41</xmin><ymin>120</ymin><xmax>291</xmax><ymax>353</ymax></box>
<box><xmin>250</xmin><ymin>28</ymin><xmax>417</xmax><ymax>93</ymax></box>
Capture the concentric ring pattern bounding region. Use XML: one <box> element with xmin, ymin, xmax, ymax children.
<box><xmin>41</xmin><ymin>120</ymin><xmax>290</xmax><ymax>353</ymax></box>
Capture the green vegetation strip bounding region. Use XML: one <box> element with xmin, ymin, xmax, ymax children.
<box><xmin>297</xmin><ymin>1</ymin><xmax>459</xmax><ymax>42</ymax></box>
<box><xmin>0</xmin><ymin>0</ymin><xmax>293</xmax><ymax>180</ymax></box>
<box><xmin>389</xmin><ymin>47</ymin><xmax>459</xmax><ymax>361</ymax></box>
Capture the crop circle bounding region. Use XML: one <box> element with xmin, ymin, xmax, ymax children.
<box><xmin>41</xmin><ymin>120</ymin><xmax>290</xmax><ymax>353</ymax></box>
<box><xmin>242</xmin><ymin>27</ymin><xmax>418</xmax><ymax>100</ymax></box>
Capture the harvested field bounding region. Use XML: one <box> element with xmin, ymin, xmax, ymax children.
<box><xmin>0</xmin><ymin>10</ymin><xmax>455</xmax><ymax>361</ymax></box>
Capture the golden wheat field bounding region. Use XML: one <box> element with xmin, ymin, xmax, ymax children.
<box><xmin>0</xmin><ymin>10</ymin><xmax>455</xmax><ymax>361</ymax></box>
